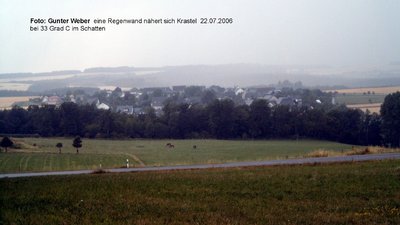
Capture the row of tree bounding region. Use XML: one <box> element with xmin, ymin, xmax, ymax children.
<box><xmin>1</xmin><ymin>92</ymin><xmax>400</xmax><ymax>147</ymax></box>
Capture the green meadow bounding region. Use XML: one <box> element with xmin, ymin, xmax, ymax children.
<box><xmin>335</xmin><ymin>93</ymin><xmax>386</xmax><ymax>105</ymax></box>
<box><xmin>0</xmin><ymin>138</ymin><xmax>353</xmax><ymax>173</ymax></box>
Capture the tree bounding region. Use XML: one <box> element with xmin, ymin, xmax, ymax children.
<box><xmin>233</xmin><ymin>105</ymin><xmax>250</xmax><ymax>138</ymax></box>
<box><xmin>326</xmin><ymin>107</ymin><xmax>363</xmax><ymax>144</ymax></box>
<box><xmin>72</xmin><ymin>136</ymin><xmax>82</xmax><ymax>154</ymax></box>
<box><xmin>162</xmin><ymin>102</ymin><xmax>180</xmax><ymax>138</ymax></box>
<box><xmin>60</xmin><ymin>102</ymin><xmax>81</xmax><ymax>136</ymax></box>
<box><xmin>98</xmin><ymin>110</ymin><xmax>115</xmax><ymax>138</ymax></box>
<box><xmin>207</xmin><ymin>99</ymin><xmax>236</xmax><ymax>139</ymax></box>
<box><xmin>184</xmin><ymin>86</ymin><xmax>203</xmax><ymax>97</ymax></box>
<box><xmin>361</xmin><ymin>112</ymin><xmax>382</xmax><ymax>146</ymax></box>
<box><xmin>56</xmin><ymin>142</ymin><xmax>63</xmax><ymax>154</ymax></box>
<box><xmin>0</xmin><ymin>136</ymin><xmax>13</xmax><ymax>153</ymax></box>
<box><xmin>249</xmin><ymin>100</ymin><xmax>271</xmax><ymax>138</ymax></box>
<box><xmin>152</xmin><ymin>89</ymin><xmax>163</xmax><ymax>97</ymax></box>
<box><xmin>381</xmin><ymin>92</ymin><xmax>400</xmax><ymax>147</ymax></box>
<box><xmin>201</xmin><ymin>90</ymin><xmax>216</xmax><ymax>105</ymax></box>
<box><xmin>271</xmin><ymin>105</ymin><xmax>294</xmax><ymax>138</ymax></box>
<box><xmin>302</xmin><ymin>108</ymin><xmax>329</xmax><ymax>139</ymax></box>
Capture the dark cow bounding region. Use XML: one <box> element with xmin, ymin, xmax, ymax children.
<box><xmin>166</xmin><ymin>143</ymin><xmax>175</xmax><ymax>149</ymax></box>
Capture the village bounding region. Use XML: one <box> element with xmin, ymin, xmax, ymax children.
<box><xmin>11</xmin><ymin>82</ymin><xmax>328</xmax><ymax>116</ymax></box>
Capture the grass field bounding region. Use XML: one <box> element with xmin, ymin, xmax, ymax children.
<box><xmin>0</xmin><ymin>138</ymin><xmax>354</xmax><ymax>173</ymax></box>
<box><xmin>333</xmin><ymin>93</ymin><xmax>385</xmax><ymax>113</ymax></box>
<box><xmin>1</xmin><ymin>160</ymin><xmax>399</xmax><ymax>224</ymax></box>
<box><xmin>335</xmin><ymin>93</ymin><xmax>386</xmax><ymax>105</ymax></box>
<box><xmin>327</xmin><ymin>86</ymin><xmax>400</xmax><ymax>94</ymax></box>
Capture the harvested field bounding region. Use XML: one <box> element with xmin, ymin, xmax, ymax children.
<box><xmin>0</xmin><ymin>96</ymin><xmax>38</xmax><ymax>108</ymax></box>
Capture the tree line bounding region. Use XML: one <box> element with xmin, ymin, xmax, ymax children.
<box><xmin>1</xmin><ymin>92</ymin><xmax>400</xmax><ymax>147</ymax></box>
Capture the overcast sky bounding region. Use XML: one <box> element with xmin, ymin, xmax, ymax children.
<box><xmin>0</xmin><ymin>0</ymin><xmax>399</xmax><ymax>73</ymax></box>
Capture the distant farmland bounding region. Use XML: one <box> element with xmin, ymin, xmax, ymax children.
<box><xmin>0</xmin><ymin>96</ymin><xmax>38</xmax><ymax>109</ymax></box>
<box><xmin>327</xmin><ymin>86</ymin><xmax>400</xmax><ymax>94</ymax></box>
<box><xmin>347</xmin><ymin>103</ymin><xmax>381</xmax><ymax>114</ymax></box>
<box><xmin>326</xmin><ymin>86</ymin><xmax>400</xmax><ymax>114</ymax></box>
<box><xmin>334</xmin><ymin>94</ymin><xmax>383</xmax><ymax>113</ymax></box>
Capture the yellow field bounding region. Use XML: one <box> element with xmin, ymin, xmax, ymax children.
<box><xmin>0</xmin><ymin>96</ymin><xmax>38</xmax><ymax>108</ymax></box>
<box><xmin>326</xmin><ymin>86</ymin><xmax>400</xmax><ymax>94</ymax></box>
<box><xmin>347</xmin><ymin>103</ymin><xmax>381</xmax><ymax>114</ymax></box>
<box><xmin>0</xmin><ymin>82</ymin><xmax>31</xmax><ymax>91</ymax></box>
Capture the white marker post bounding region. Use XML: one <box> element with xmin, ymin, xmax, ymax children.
<box><xmin>126</xmin><ymin>159</ymin><xmax>129</xmax><ymax>168</ymax></box>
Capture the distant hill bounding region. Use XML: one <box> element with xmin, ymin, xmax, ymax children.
<box><xmin>0</xmin><ymin>70</ymin><xmax>81</xmax><ymax>79</ymax></box>
<box><xmin>0</xmin><ymin>73</ymin><xmax>32</xmax><ymax>78</ymax></box>
<box><xmin>2</xmin><ymin>64</ymin><xmax>400</xmax><ymax>92</ymax></box>
<box><xmin>83</xmin><ymin>67</ymin><xmax>136</xmax><ymax>73</ymax></box>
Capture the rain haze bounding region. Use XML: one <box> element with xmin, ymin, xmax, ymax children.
<box><xmin>0</xmin><ymin>0</ymin><xmax>399</xmax><ymax>74</ymax></box>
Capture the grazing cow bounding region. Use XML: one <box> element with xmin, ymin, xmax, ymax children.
<box><xmin>166</xmin><ymin>143</ymin><xmax>174</xmax><ymax>149</ymax></box>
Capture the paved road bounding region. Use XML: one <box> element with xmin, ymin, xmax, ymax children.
<box><xmin>1</xmin><ymin>152</ymin><xmax>400</xmax><ymax>179</ymax></box>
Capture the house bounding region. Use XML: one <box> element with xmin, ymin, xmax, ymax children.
<box><xmin>262</xmin><ymin>95</ymin><xmax>278</xmax><ymax>104</ymax></box>
<box><xmin>140</xmin><ymin>87</ymin><xmax>162</xmax><ymax>95</ymax></box>
<box><xmin>158</xmin><ymin>87</ymin><xmax>173</xmax><ymax>96</ymax></box>
<box><xmin>26</xmin><ymin>98</ymin><xmax>42</xmax><ymax>107</ymax></box>
<box><xmin>245</xmin><ymin>87</ymin><xmax>275</xmax><ymax>98</ymax></box>
<box><xmin>235</xmin><ymin>88</ymin><xmax>245</xmax><ymax>96</ymax></box>
<box><xmin>42</xmin><ymin>96</ymin><xmax>63</xmax><ymax>106</ymax></box>
<box><xmin>277</xmin><ymin>97</ymin><xmax>302</xmax><ymax>106</ymax></box>
<box><xmin>244</xmin><ymin>98</ymin><xmax>253</xmax><ymax>106</ymax></box>
<box><xmin>294</xmin><ymin>98</ymin><xmax>302</xmax><ymax>106</ymax></box>
<box><xmin>132</xmin><ymin>107</ymin><xmax>146</xmax><ymax>116</ymax></box>
<box><xmin>209</xmin><ymin>85</ymin><xmax>225</xmax><ymax>93</ymax></box>
<box><xmin>75</xmin><ymin>94</ymin><xmax>85</xmax><ymax>102</ymax></box>
<box><xmin>116</xmin><ymin>105</ymin><xmax>134</xmax><ymax>115</ymax></box>
<box><xmin>86</xmin><ymin>97</ymin><xmax>100</xmax><ymax>106</ymax></box>
<box><xmin>151</xmin><ymin>102</ymin><xmax>164</xmax><ymax>111</ymax></box>
<box><xmin>151</xmin><ymin>96</ymin><xmax>167</xmax><ymax>104</ymax></box>
<box><xmin>41</xmin><ymin>96</ymin><xmax>48</xmax><ymax>103</ymax></box>
<box><xmin>172</xmin><ymin>85</ymin><xmax>186</xmax><ymax>93</ymax></box>
<box><xmin>277</xmin><ymin>97</ymin><xmax>295</xmax><ymax>106</ymax></box>
<box><xmin>131</xmin><ymin>92</ymin><xmax>142</xmax><ymax>97</ymax></box>
<box><xmin>97</xmin><ymin>103</ymin><xmax>110</xmax><ymax>110</ymax></box>
<box><xmin>151</xmin><ymin>97</ymin><xmax>167</xmax><ymax>111</ymax></box>
<box><xmin>184</xmin><ymin>97</ymin><xmax>202</xmax><ymax>105</ymax></box>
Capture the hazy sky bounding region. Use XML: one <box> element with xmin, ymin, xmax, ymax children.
<box><xmin>0</xmin><ymin>0</ymin><xmax>399</xmax><ymax>73</ymax></box>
